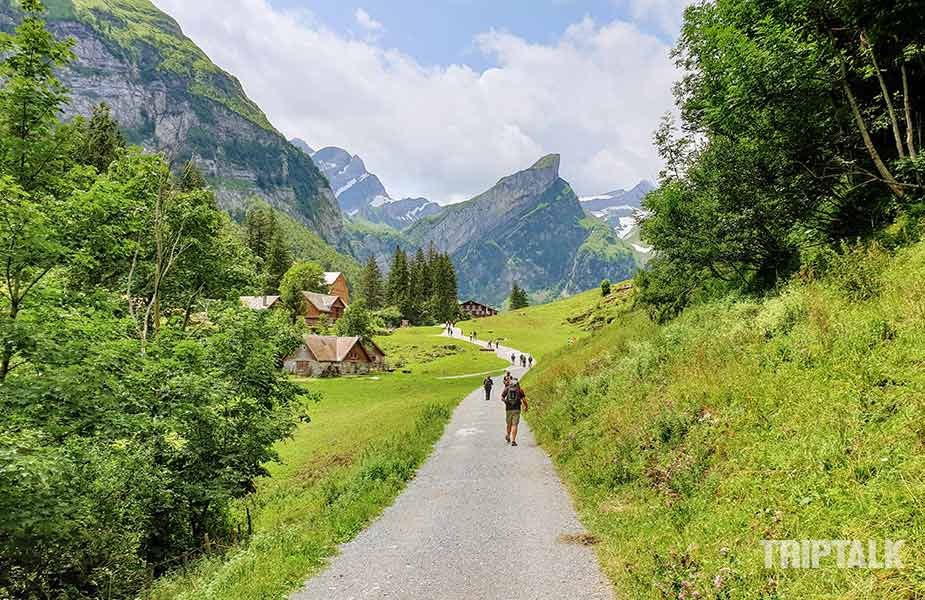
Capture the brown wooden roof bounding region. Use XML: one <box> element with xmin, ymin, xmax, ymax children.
<box><xmin>302</xmin><ymin>336</ymin><xmax>370</xmax><ymax>362</ymax></box>
<box><xmin>302</xmin><ymin>291</ymin><xmax>345</xmax><ymax>313</ymax></box>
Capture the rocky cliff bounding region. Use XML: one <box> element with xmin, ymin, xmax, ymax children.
<box><xmin>406</xmin><ymin>155</ymin><xmax>637</xmax><ymax>305</ymax></box>
<box><xmin>0</xmin><ymin>0</ymin><xmax>343</xmax><ymax>242</ymax></box>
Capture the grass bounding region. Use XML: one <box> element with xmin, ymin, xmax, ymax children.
<box><xmin>147</xmin><ymin>326</ymin><xmax>505</xmax><ymax>600</ymax></box>
<box><xmin>524</xmin><ymin>240</ymin><xmax>925</xmax><ymax>598</ymax></box>
<box><xmin>461</xmin><ymin>286</ymin><xmax>630</xmax><ymax>361</ymax></box>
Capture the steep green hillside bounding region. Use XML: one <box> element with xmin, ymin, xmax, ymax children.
<box><xmin>0</xmin><ymin>0</ymin><xmax>343</xmax><ymax>241</ymax></box>
<box><xmin>524</xmin><ymin>241</ymin><xmax>925</xmax><ymax>598</ymax></box>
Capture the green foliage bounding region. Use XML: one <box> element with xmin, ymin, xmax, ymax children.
<box><xmin>0</xmin><ymin>9</ymin><xmax>318</xmax><ymax>598</ymax></box>
<box><xmin>359</xmin><ymin>256</ymin><xmax>384</xmax><ymax>309</ymax></box>
<box><xmin>600</xmin><ymin>279</ymin><xmax>611</xmax><ymax>297</ymax></box>
<box><xmin>74</xmin><ymin>102</ymin><xmax>126</xmax><ymax>174</ymax></box>
<box><xmin>384</xmin><ymin>244</ymin><xmax>460</xmax><ymax>325</ymax></box>
<box><xmin>638</xmin><ymin>0</ymin><xmax>925</xmax><ymax>318</ymax></box>
<box><xmin>510</xmin><ymin>282</ymin><xmax>530</xmax><ymax>310</ymax></box>
<box><xmin>334</xmin><ymin>299</ymin><xmax>379</xmax><ymax>340</ymax></box>
<box><xmin>279</xmin><ymin>261</ymin><xmax>324</xmax><ymax>316</ymax></box>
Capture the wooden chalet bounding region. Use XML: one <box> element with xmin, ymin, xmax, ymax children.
<box><xmin>460</xmin><ymin>300</ymin><xmax>498</xmax><ymax>319</ymax></box>
<box><xmin>323</xmin><ymin>272</ymin><xmax>350</xmax><ymax>305</ymax></box>
<box><xmin>284</xmin><ymin>335</ymin><xmax>387</xmax><ymax>377</ymax></box>
<box><xmin>302</xmin><ymin>291</ymin><xmax>346</xmax><ymax>326</ymax></box>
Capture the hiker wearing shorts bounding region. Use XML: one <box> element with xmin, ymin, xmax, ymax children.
<box><xmin>483</xmin><ymin>376</ymin><xmax>493</xmax><ymax>401</ymax></box>
<box><xmin>502</xmin><ymin>380</ymin><xmax>528</xmax><ymax>446</ymax></box>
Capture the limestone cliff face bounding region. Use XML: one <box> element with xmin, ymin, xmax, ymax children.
<box><xmin>407</xmin><ymin>155</ymin><xmax>637</xmax><ymax>305</ymax></box>
<box><xmin>0</xmin><ymin>1</ymin><xmax>343</xmax><ymax>242</ymax></box>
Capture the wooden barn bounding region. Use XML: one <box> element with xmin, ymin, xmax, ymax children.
<box><xmin>284</xmin><ymin>335</ymin><xmax>387</xmax><ymax>377</ymax></box>
<box><xmin>323</xmin><ymin>272</ymin><xmax>350</xmax><ymax>305</ymax></box>
<box><xmin>302</xmin><ymin>291</ymin><xmax>346</xmax><ymax>326</ymax></box>
<box><xmin>460</xmin><ymin>300</ymin><xmax>498</xmax><ymax>319</ymax></box>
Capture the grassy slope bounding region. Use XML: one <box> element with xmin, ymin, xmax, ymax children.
<box><xmin>461</xmin><ymin>287</ymin><xmax>627</xmax><ymax>361</ymax></box>
<box><xmin>526</xmin><ymin>242</ymin><xmax>925</xmax><ymax>598</ymax></box>
<box><xmin>148</xmin><ymin>327</ymin><xmax>505</xmax><ymax>600</ymax></box>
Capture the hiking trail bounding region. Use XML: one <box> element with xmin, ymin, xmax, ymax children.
<box><xmin>291</xmin><ymin>328</ymin><xmax>613</xmax><ymax>600</ymax></box>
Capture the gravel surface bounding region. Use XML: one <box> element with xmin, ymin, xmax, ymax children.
<box><xmin>292</xmin><ymin>351</ymin><xmax>615</xmax><ymax>600</ymax></box>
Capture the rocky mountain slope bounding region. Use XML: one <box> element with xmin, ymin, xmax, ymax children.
<box><xmin>0</xmin><ymin>0</ymin><xmax>343</xmax><ymax>242</ymax></box>
<box><xmin>298</xmin><ymin>142</ymin><xmax>442</xmax><ymax>230</ymax></box>
<box><xmin>406</xmin><ymin>155</ymin><xmax>638</xmax><ymax>305</ymax></box>
<box><xmin>579</xmin><ymin>180</ymin><xmax>654</xmax><ymax>213</ymax></box>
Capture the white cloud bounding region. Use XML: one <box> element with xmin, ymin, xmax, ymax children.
<box><xmin>623</xmin><ymin>0</ymin><xmax>690</xmax><ymax>38</ymax></box>
<box><xmin>354</xmin><ymin>8</ymin><xmax>383</xmax><ymax>32</ymax></box>
<box><xmin>152</xmin><ymin>0</ymin><xmax>683</xmax><ymax>203</ymax></box>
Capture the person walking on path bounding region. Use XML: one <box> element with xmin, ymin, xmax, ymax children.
<box><xmin>483</xmin><ymin>375</ymin><xmax>494</xmax><ymax>401</ymax></box>
<box><xmin>504</xmin><ymin>371</ymin><xmax>512</xmax><ymax>387</ymax></box>
<box><xmin>528</xmin><ymin>356</ymin><xmax>533</xmax><ymax>368</ymax></box>
<box><xmin>502</xmin><ymin>379</ymin><xmax>528</xmax><ymax>446</ymax></box>
<box><xmin>511</xmin><ymin>353</ymin><xmax>516</xmax><ymax>365</ymax></box>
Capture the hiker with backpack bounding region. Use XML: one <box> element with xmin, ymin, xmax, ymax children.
<box><xmin>501</xmin><ymin>379</ymin><xmax>528</xmax><ymax>446</ymax></box>
<box><xmin>483</xmin><ymin>375</ymin><xmax>493</xmax><ymax>401</ymax></box>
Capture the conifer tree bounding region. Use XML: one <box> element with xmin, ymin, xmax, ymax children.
<box><xmin>386</xmin><ymin>246</ymin><xmax>410</xmax><ymax>312</ymax></box>
<box><xmin>359</xmin><ymin>256</ymin><xmax>384</xmax><ymax>310</ymax></box>
<box><xmin>510</xmin><ymin>282</ymin><xmax>530</xmax><ymax>310</ymax></box>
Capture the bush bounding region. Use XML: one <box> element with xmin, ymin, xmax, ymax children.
<box><xmin>601</xmin><ymin>279</ymin><xmax>612</xmax><ymax>296</ymax></box>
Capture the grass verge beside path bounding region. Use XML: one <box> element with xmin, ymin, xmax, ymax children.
<box><xmin>148</xmin><ymin>327</ymin><xmax>505</xmax><ymax>600</ymax></box>
<box><xmin>525</xmin><ymin>242</ymin><xmax>925</xmax><ymax>598</ymax></box>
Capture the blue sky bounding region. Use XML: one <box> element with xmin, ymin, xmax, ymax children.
<box><xmin>155</xmin><ymin>0</ymin><xmax>689</xmax><ymax>202</ymax></box>
<box><xmin>268</xmin><ymin>0</ymin><xmax>675</xmax><ymax>72</ymax></box>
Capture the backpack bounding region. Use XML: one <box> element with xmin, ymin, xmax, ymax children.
<box><xmin>504</xmin><ymin>385</ymin><xmax>522</xmax><ymax>410</ymax></box>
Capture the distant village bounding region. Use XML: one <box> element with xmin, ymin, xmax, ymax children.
<box><xmin>240</xmin><ymin>272</ymin><xmax>498</xmax><ymax>378</ymax></box>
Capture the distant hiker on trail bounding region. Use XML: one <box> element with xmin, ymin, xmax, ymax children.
<box><xmin>502</xmin><ymin>379</ymin><xmax>528</xmax><ymax>446</ymax></box>
<box><xmin>504</xmin><ymin>371</ymin><xmax>512</xmax><ymax>387</ymax></box>
<box><xmin>528</xmin><ymin>356</ymin><xmax>533</xmax><ymax>368</ymax></box>
<box><xmin>511</xmin><ymin>353</ymin><xmax>516</xmax><ymax>365</ymax></box>
<box><xmin>483</xmin><ymin>376</ymin><xmax>493</xmax><ymax>401</ymax></box>
<box><xmin>520</xmin><ymin>355</ymin><xmax>527</xmax><ymax>368</ymax></box>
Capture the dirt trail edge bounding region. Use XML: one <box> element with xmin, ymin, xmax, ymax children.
<box><xmin>291</xmin><ymin>329</ymin><xmax>614</xmax><ymax>600</ymax></box>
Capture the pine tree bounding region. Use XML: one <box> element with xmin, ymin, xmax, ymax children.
<box><xmin>77</xmin><ymin>102</ymin><xmax>125</xmax><ymax>174</ymax></box>
<box><xmin>265</xmin><ymin>212</ymin><xmax>292</xmax><ymax>293</ymax></box>
<box><xmin>510</xmin><ymin>282</ymin><xmax>530</xmax><ymax>310</ymax></box>
<box><xmin>386</xmin><ymin>246</ymin><xmax>410</xmax><ymax>315</ymax></box>
<box><xmin>359</xmin><ymin>256</ymin><xmax>384</xmax><ymax>309</ymax></box>
<box><xmin>407</xmin><ymin>248</ymin><xmax>429</xmax><ymax>324</ymax></box>
<box><xmin>430</xmin><ymin>253</ymin><xmax>460</xmax><ymax>323</ymax></box>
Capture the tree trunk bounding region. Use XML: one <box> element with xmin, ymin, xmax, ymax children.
<box><xmin>902</xmin><ymin>63</ymin><xmax>918</xmax><ymax>160</ymax></box>
<box><xmin>863</xmin><ymin>34</ymin><xmax>905</xmax><ymax>159</ymax></box>
<box><xmin>0</xmin><ymin>303</ymin><xmax>19</xmax><ymax>382</ymax></box>
<box><xmin>840</xmin><ymin>58</ymin><xmax>905</xmax><ymax>198</ymax></box>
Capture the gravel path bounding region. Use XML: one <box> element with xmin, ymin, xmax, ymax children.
<box><xmin>292</xmin><ymin>334</ymin><xmax>613</xmax><ymax>600</ymax></box>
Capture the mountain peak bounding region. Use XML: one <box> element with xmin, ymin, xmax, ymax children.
<box><xmin>530</xmin><ymin>154</ymin><xmax>561</xmax><ymax>173</ymax></box>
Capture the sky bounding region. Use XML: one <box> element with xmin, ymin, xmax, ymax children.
<box><xmin>152</xmin><ymin>0</ymin><xmax>691</xmax><ymax>204</ymax></box>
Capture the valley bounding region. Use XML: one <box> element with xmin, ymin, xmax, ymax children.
<box><xmin>3</xmin><ymin>0</ymin><xmax>924</xmax><ymax>599</ymax></box>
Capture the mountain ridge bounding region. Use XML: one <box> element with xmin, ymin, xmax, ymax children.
<box><xmin>406</xmin><ymin>154</ymin><xmax>637</xmax><ymax>305</ymax></box>
<box><xmin>0</xmin><ymin>0</ymin><xmax>344</xmax><ymax>242</ymax></box>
